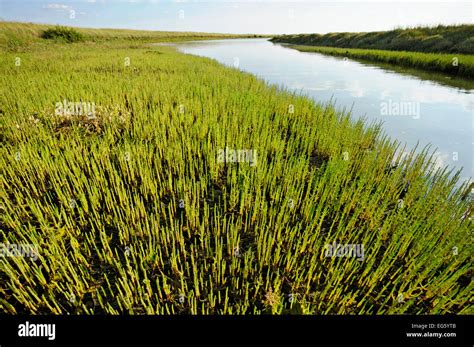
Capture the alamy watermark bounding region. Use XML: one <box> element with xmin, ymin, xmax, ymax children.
<box><xmin>18</xmin><ymin>321</ymin><xmax>55</xmax><ymax>340</ymax></box>
<box><xmin>0</xmin><ymin>243</ymin><xmax>38</xmax><ymax>261</ymax></box>
<box><xmin>217</xmin><ymin>147</ymin><xmax>257</xmax><ymax>166</ymax></box>
<box><xmin>380</xmin><ymin>99</ymin><xmax>420</xmax><ymax>119</ymax></box>
<box><xmin>55</xmin><ymin>99</ymin><xmax>96</xmax><ymax>119</ymax></box>
<box><xmin>324</xmin><ymin>242</ymin><xmax>365</xmax><ymax>261</ymax></box>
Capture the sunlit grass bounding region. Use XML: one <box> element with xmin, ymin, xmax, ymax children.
<box><xmin>275</xmin><ymin>45</ymin><xmax>474</xmax><ymax>79</ymax></box>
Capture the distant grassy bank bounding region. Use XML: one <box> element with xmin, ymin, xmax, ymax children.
<box><xmin>285</xmin><ymin>45</ymin><xmax>474</xmax><ymax>79</ymax></box>
<box><xmin>1</xmin><ymin>21</ymin><xmax>263</xmax><ymax>50</ymax></box>
<box><xmin>1</xmin><ymin>23</ymin><xmax>472</xmax><ymax>314</ymax></box>
<box><xmin>271</xmin><ymin>25</ymin><xmax>474</xmax><ymax>54</ymax></box>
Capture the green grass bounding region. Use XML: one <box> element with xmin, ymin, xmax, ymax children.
<box><xmin>0</xmin><ymin>24</ymin><xmax>472</xmax><ymax>315</ymax></box>
<box><xmin>271</xmin><ymin>25</ymin><xmax>474</xmax><ymax>54</ymax></box>
<box><xmin>284</xmin><ymin>45</ymin><xmax>474</xmax><ymax>79</ymax></box>
<box><xmin>41</xmin><ymin>26</ymin><xmax>85</xmax><ymax>43</ymax></box>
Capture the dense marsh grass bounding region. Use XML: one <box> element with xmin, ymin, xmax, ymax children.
<box><xmin>282</xmin><ymin>45</ymin><xmax>474</xmax><ymax>79</ymax></box>
<box><xmin>41</xmin><ymin>26</ymin><xmax>84</xmax><ymax>43</ymax></box>
<box><xmin>271</xmin><ymin>25</ymin><xmax>474</xmax><ymax>54</ymax></box>
<box><xmin>0</xmin><ymin>25</ymin><xmax>472</xmax><ymax>314</ymax></box>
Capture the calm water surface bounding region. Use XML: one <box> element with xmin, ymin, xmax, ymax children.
<box><xmin>174</xmin><ymin>39</ymin><xmax>473</xmax><ymax>184</ymax></box>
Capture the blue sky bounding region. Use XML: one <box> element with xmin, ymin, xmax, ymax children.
<box><xmin>0</xmin><ymin>0</ymin><xmax>472</xmax><ymax>34</ymax></box>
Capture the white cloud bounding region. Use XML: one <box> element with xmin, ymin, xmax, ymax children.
<box><xmin>43</xmin><ymin>4</ymin><xmax>70</xmax><ymax>10</ymax></box>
